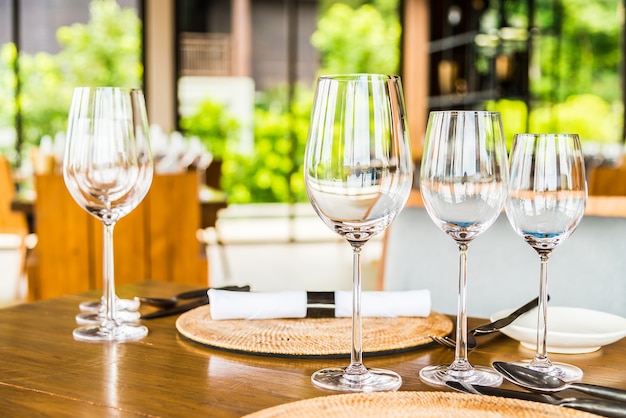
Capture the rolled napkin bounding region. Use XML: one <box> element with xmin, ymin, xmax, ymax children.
<box><xmin>209</xmin><ymin>290</ymin><xmax>307</xmax><ymax>320</ymax></box>
<box><xmin>208</xmin><ymin>288</ymin><xmax>431</xmax><ymax>320</ymax></box>
<box><xmin>334</xmin><ymin>289</ymin><xmax>431</xmax><ymax>318</ymax></box>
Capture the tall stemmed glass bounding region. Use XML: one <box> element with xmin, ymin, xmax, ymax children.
<box><xmin>419</xmin><ymin>111</ymin><xmax>508</xmax><ymax>386</ymax></box>
<box><xmin>505</xmin><ymin>133</ymin><xmax>586</xmax><ymax>381</ymax></box>
<box><xmin>64</xmin><ymin>87</ymin><xmax>154</xmax><ymax>342</ymax></box>
<box><xmin>304</xmin><ymin>74</ymin><xmax>413</xmax><ymax>392</ymax></box>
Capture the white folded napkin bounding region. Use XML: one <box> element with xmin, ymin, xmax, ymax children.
<box><xmin>209</xmin><ymin>290</ymin><xmax>307</xmax><ymax>320</ymax></box>
<box><xmin>334</xmin><ymin>289</ymin><xmax>431</xmax><ymax>318</ymax></box>
<box><xmin>207</xmin><ymin>289</ymin><xmax>431</xmax><ymax>320</ymax></box>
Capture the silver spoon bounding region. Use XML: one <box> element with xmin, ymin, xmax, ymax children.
<box><xmin>447</xmin><ymin>381</ymin><xmax>626</xmax><ymax>417</ymax></box>
<box><xmin>493</xmin><ymin>361</ymin><xmax>626</xmax><ymax>404</ymax></box>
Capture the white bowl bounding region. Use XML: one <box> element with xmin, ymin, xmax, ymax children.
<box><xmin>490</xmin><ymin>306</ymin><xmax>626</xmax><ymax>354</ymax></box>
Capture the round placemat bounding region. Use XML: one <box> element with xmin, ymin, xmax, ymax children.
<box><xmin>175</xmin><ymin>305</ymin><xmax>452</xmax><ymax>358</ymax></box>
<box><xmin>242</xmin><ymin>391</ymin><xmax>595</xmax><ymax>418</ymax></box>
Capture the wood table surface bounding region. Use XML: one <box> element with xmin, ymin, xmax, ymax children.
<box><xmin>1</xmin><ymin>281</ymin><xmax>625</xmax><ymax>417</ymax></box>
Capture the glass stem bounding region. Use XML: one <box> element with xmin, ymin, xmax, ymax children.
<box><xmin>532</xmin><ymin>252</ymin><xmax>552</xmax><ymax>369</ymax></box>
<box><xmin>345</xmin><ymin>244</ymin><xmax>368</xmax><ymax>378</ymax></box>
<box><xmin>451</xmin><ymin>242</ymin><xmax>471</xmax><ymax>375</ymax></box>
<box><xmin>103</xmin><ymin>222</ymin><xmax>117</xmax><ymax>328</ymax></box>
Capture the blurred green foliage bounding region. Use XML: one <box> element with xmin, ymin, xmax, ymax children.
<box><xmin>532</xmin><ymin>0</ymin><xmax>621</xmax><ymax>104</ymax></box>
<box><xmin>179</xmin><ymin>100</ymin><xmax>240</xmax><ymax>161</ymax></box>
<box><xmin>487</xmin><ymin>95</ymin><xmax>622</xmax><ymax>149</ymax></box>
<box><xmin>181</xmin><ymin>86</ymin><xmax>313</xmax><ymax>204</ymax></box>
<box><xmin>1</xmin><ymin>0</ymin><xmax>623</xmax><ymax>204</ymax></box>
<box><xmin>0</xmin><ymin>0</ymin><xmax>141</xmax><ymax>163</ymax></box>
<box><xmin>311</xmin><ymin>1</ymin><xmax>400</xmax><ymax>75</ymax></box>
<box><xmin>0</xmin><ymin>43</ymin><xmax>17</xmax><ymax>158</ymax></box>
<box><xmin>480</xmin><ymin>0</ymin><xmax>622</xmax><ymax>147</ymax></box>
<box><xmin>182</xmin><ymin>0</ymin><xmax>401</xmax><ymax>204</ymax></box>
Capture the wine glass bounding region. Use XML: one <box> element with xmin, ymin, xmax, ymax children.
<box><xmin>505</xmin><ymin>133</ymin><xmax>586</xmax><ymax>381</ymax></box>
<box><xmin>419</xmin><ymin>110</ymin><xmax>508</xmax><ymax>386</ymax></box>
<box><xmin>75</xmin><ymin>300</ymin><xmax>141</xmax><ymax>326</ymax></box>
<box><xmin>78</xmin><ymin>296</ymin><xmax>140</xmax><ymax>316</ymax></box>
<box><xmin>304</xmin><ymin>74</ymin><xmax>413</xmax><ymax>392</ymax></box>
<box><xmin>64</xmin><ymin>87</ymin><xmax>154</xmax><ymax>342</ymax></box>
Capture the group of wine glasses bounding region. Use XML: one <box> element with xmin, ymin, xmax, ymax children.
<box><xmin>419</xmin><ymin>113</ymin><xmax>586</xmax><ymax>387</ymax></box>
<box><xmin>62</xmin><ymin>77</ymin><xmax>585</xmax><ymax>390</ymax></box>
<box><xmin>304</xmin><ymin>74</ymin><xmax>587</xmax><ymax>392</ymax></box>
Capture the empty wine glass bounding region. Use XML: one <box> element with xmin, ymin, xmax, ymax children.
<box><xmin>304</xmin><ymin>74</ymin><xmax>413</xmax><ymax>392</ymax></box>
<box><xmin>505</xmin><ymin>133</ymin><xmax>586</xmax><ymax>381</ymax></box>
<box><xmin>64</xmin><ymin>87</ymin><xmax>153</xmax><ymax>342</ymax></box>
<box><xmin>419</xmin><ymin>110</ymin><xmax>508</xmax><ymax>387</ymax></box>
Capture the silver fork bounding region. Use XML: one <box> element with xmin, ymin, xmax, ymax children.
<box><xmin>430</xmin><ymin>295</ymin><xmax>543</xmax><ymax>350</ymax></box>
<box><xmin>430</xmin><ymin>334</ymin><xmax>477</xmax><ymax>350</ymax></box>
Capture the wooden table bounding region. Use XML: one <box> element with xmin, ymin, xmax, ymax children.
<box><xmin>1</xmin><ymin>282</ymin><xmax>625</xmax><ymax>417</ymax></box>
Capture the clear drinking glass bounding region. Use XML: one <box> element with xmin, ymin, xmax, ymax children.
<box><xmin>78</xmin><ymin>296</ymin><xmax>140</xmax><ymax>317</ymax></box>
<box><xmin>419</xmin><ymin>110</ymin><xmax>508</xmax><ymax>386</ymax></box>
<box><xmin>304</xmin><ymin>74</ymin><xmax>413</xmax><ymax>392</ymax></box>
<box><xmin>505</xmin><ymin>133</ymin><xmax>586</xmax><ymax>381</ymax></box>
<box><xmin>64</xmin><ymin>87</ymin><xmax>154</xmax><ymax>342</ymax></box>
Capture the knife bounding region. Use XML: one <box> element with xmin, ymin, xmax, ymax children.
<box><xmin>139</xmin><ymin>285</ymin><xmax>251</xmax><ymax>308</ymax></box>
<box><xmin>141</xmin><ymin>297</ymin><xmax>210</xmax><ymax>319</ymax></box>
<box><xmin>141</xmin><ymin>291</ymin><xmax>336</xmax><ymax>320</ymax></box>
<box><xmin>446</xmin><ymin>381</ymin><xmax>626</xmax><ymax>417</ymax></box>
<box><xmin>471</xmin><ymin>295</ymin><xmax>548</xmax><ymax>335</ymax></box>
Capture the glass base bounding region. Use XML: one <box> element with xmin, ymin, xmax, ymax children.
<box><xmin>79</xmin><ymin>297</ymin><xmax>140</xmax><ymax>313</ymax></box>
<box><xmin>419</xmin><ymin>364</ymin><xmax>503</xmax><ymax>387</ymax></box>
<box><xmin>311</xmin><ymin>367</ymin><xmax>402</xmax><ymax>392</ymax></box>
<box><xmin>73</xmin><ymin>324</ymin><xmax>148</xmax><ymax>342</ymax></box>
<box><xmin>513</xmin><ymin>359</ymin><xmax>583</xmax><ymax>382</ymax></box>
<box><xmin>76</xmin><ymin>310</ymin><xmax>141</xmax><ymax>325</ymax></box>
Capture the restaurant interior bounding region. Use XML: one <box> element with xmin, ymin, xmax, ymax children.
<box><xmin>0</xmin><ymin>0</ymin><xmax>623</xmax><ymax>308</ymax></box>
<box><xmin>1</xmin><ymin>0</ymin><xmax>626</xmax><ymax>416</ymax></box>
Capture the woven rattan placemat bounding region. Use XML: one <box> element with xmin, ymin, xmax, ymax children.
<box><xmin>242</xmin><ymin>391</ymin><xmax>595</xmax><ymax>418</ymax></box>
<box><xmin>175</xmin><ymin>305</ymin><xmax>453</xmax><ymax>357</ymax></box>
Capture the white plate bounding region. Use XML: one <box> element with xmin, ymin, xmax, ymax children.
<box><xmin>490</xmin><ymin>306</ymin><xmax>626</xmax><ymax>354</ymax></box>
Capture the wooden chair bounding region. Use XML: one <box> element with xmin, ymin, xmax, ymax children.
<box><xmin>588</xmin><ymin>164</ymin><xmax>626</xmax><ymax>196</ymax></box>
<box><xmin>28</xmin><ymin>171</ymin><xmax>208</xmax><ymax>300</ymax></box>
<box><xmin>0</xmin><ymin>156</ymin><xmax>29</xmax><ymax>302</ymax></box>
<box><xmin>0</xmin><ymin>157</ymin><xmax>29</xmax><ymax>235</ymax></box>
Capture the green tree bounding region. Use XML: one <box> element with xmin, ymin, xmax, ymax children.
<box><xmin>0</xmin><ymin>44</ymin><xmax>16</xmax><ymax>128</ymax></box>
<box><xmin>0</xmin><ymin>44</ymin><xmax>17</xmax><ymax>158</ymax></box>
<box><xmin>221</xmin><ymin>86</ymin><xmax>312</xmax><ymax>204</ymax></box>
<box><xmin>220</xmin><ymin>0</ymin><xmax>403</xmax><ymax>203</ymax></box>
<box><xmin>311</xmin><ymin>2</ymin><xmax>400</xmax><ymax>75</ymax></box>
<box><xmin>485</xmin><ymin>0</ymin><xmax>623</xmax><ymax>144</ymax></box>
<box><xmin>55</xmin><ymin>0</ymin><xmax>142</xmax><ymax>88</ymax></box>
<box><xmin>1</xmin><ymin>0</ymin><xmax>142</xmax><ymax>157</ymax></box>
<box><xmin>532</xmin><ymin>0</ymin><xmax>621</xmax><ymax>104</ymax></box>
<box><xmin>179</xmin><ymin>100</ymin><xmax>240</xmax><ymax>161</ymax></box>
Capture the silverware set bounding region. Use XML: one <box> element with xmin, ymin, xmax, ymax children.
<box><xmin>447</xmin><ymin>363</ymin><xmax>626</xmax><ymax>417</ymax></box>
<box><xmin>429</xmin><ymin>296</ymin><xmax>546</xmax><ymax>350</ymax></box>
<box><xmin>139</xmin><ymin>286</ymin><xmax>626</xmax><ymax>415</ymax></box>
<box><xmin>428</xmin><ymin>295</ymin><xmax>626</xmax><ymax>416</ymax></box>
<box><xmin>139</xmin><ymin>285</ymin><xmax>250</xmax><ymax>319</ymax></box>
<box><xmin>138</xmin><ymin>286</ymin><xmax>338</xmax><ymax>319</ymax></box>
<box><xmin>447</xmin><ymin>380</ymin><xmax>626</xmax><ymax>417</ymax></box>
<box><xmin>493</xmin><ymin>361</ymin><xmax>626</xmax><ymax>404</ymax></box>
